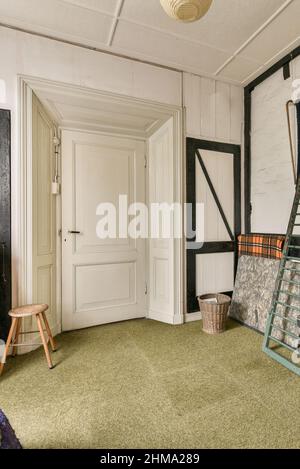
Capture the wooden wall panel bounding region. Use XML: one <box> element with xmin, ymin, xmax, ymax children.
<box><xmin>184</xmin><ymin>73</ymin><xmax>243</xmax><ymax>144</ymax></box>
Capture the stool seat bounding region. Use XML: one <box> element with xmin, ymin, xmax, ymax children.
<box><xmin>9</xmin><ymin>304</ymin><xmax>48</xmax><ymax>318</ymax></box>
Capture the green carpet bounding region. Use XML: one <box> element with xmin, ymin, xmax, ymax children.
<box><xmin>1</xmin><ymin>318</ymin><xmax>300</xmax><ymax>449</ymax></box>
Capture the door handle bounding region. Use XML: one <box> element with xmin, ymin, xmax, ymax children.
<box><xmin>68</xmin><ymin>230</ymin><xmax>81</xmax><ymax>234</ymax></box>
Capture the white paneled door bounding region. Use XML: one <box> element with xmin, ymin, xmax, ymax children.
<box><xmin>61</xmin><ymin>131</ymin><xmax>146</xmax><ymax>331</ymax></box>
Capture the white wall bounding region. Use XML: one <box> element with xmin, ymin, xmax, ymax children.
<box><xmin>0</xmin><ymin>26</ymin><xmax>244</xmax><ymax>319</ymax></box>
<box><xmin>251</xmin><ymin>56</ymin><xmax>300</xmax><ymax>234</ymax></box>
<box><xmin>0</xmin><ymin>26</ymin><xmax>181</xmax><ymax>310</ymax></box>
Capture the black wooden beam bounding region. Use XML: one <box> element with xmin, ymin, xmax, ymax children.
<box><xmin>297</xmin><ymin>103</ymin><xmax>300</xmax><ymax>177</ymax></box>
<box><xmin>192</xmin><ymin>241</ymin><xmax>235</xmax><ymax>255</ymax></box>
<box><xmin>0</xmin><ymin>109</ymin><xmax>11</xmax><ymax>341</ymax></box>
<box><xmin>244</xmin><ymin>88</ymin><xmax>252</xmax><ymax>234</ymax></box>
<box><xmin>245</xmin><ymin>46</ymin><xmax>300</xmax><ymax>93</ymax></box>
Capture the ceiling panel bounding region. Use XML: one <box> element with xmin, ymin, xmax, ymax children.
<box><xmin>239</xmin><ymin>1</ymin><xmax>300</xmax><ymax>64</ymax></box>
<box><xmin>120</xmin><ymin>0</ymin><xmax>288</xmax><ymax>53</ymax></box>
<box><xmin>218</xmin><ymin>56</ymin><xmax>262</xmax><ymax>82</ymax></box>
<box><xmin>113</xmin><ymin>20</ymin><xmax>230</xmax><ymax>74</ymax></box>
<box><xmin>60</xmin><ymin>0</ymin><xmax>118</xmax><ymax>15</ymax></box>
<box><xmin>0</xmin><ymin>0</ymin><xmax>113</xmax><ymax>44</ymax></box>
<box><xmin>0</xmin><ymin>0</ymin><xmax>298</xmax><ymax>84</ymax></box>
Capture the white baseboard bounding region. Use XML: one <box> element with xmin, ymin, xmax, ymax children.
<box><xmin>184</xmin><ymin>311</ymin><xmax>202</xmax><ymax>323</ymax></box>
<box><xmin>148</xmin><ymin>309</ymin><xmax>184</xmax><ymax>325</ymax></box>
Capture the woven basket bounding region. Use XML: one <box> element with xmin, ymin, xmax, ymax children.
<box><xmin>197</xmin><ymin>293</ymin><xmax>231</xmax><ymax>335</ymax></box>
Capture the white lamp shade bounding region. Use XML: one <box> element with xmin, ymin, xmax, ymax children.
<box><xmin>160</xmin><ymin>0</ymin><xmax>213</xmax><ymax>22</ymax></box>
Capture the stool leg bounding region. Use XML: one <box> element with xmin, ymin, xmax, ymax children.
<box><xmin>41</xmin><ymin>312</ymin><xmax>56</xmax><ymax>352</ymax></box>
<box><xmin>36</xmin><ymin>313</ymin><xmax>53</xmax><ymax>370</ymax></box>
<box><xmin>0</xmin><ymin>318</ymin><xmax>18</xmax><ymax>376</ymax></box>
<box><xmin>12</xmin><ymin>318</ymin><xmax>22</xmax><ymax>357</ymax></box>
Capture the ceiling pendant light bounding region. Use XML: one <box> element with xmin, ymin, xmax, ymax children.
<box><xmin>160</xmin><ymin>0</ymin><xmax>213</xmax><ymax>23</ymax></box>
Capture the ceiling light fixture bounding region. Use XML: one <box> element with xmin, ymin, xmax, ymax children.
<box><xmin>160</xmin><ymin>0</ymin><xmax>213</xmax><ymax>23</ymax></box>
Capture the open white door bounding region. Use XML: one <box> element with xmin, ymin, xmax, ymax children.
<box><xmin>148</xmin><ymin>118</ymin><xmax>179</xmax><ymax>324</ymax></box>
<box><xmin>61</xmin><ymin>131</ymin><xmax>146</xmax><ymax>331</ymax></box>
<box><xmin>32</xmin><ymin>94</ymin><xmax>57</xmax><ymax>332</ymax></box>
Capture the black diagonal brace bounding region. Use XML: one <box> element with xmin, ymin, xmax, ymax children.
<box><xmin>196</xmin><ymin>149</ymin><xmax>234</xmax><ymax>241</ymax></box>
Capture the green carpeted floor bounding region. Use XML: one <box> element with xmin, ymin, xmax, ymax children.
<box><xmin>1</xmin><ymin>318</ymin><xmax>300</xmax><ymax>449</ymax></box>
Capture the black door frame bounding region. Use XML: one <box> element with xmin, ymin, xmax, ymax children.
<box><xmin>186</xmin><ymin>138</ymin><xmax>241</xmax><ymax>313</ymax></box>
<box><xmin>0</xmin><ymin>109</ymin><xmax>11</xmax><ymax>340</ymax></box>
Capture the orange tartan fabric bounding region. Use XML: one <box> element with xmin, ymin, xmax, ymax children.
<box><xmin>238</xmin><ymin>234</ymin><xmax>285</xmax><ymax>260</ymax></box>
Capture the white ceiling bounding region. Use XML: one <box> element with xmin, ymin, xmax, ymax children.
<box><xmin>0</xmin><ymin>0</ymin><xmax>299</xmax><ymax>85</ymax></box>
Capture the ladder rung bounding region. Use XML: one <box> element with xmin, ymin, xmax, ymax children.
<box><xmin>271</xmin><ymin>324</ymin><xmax>300</xmax><ymax>341</ymax></box>
<box><xmin>280</xmin><ymin>278</ymin><xmax>300</xmax><ymax>286</ymax></box>
<box><xmin>283</xmin><ymin>267</ymin><xmax>300</xmax><ymax>274</ymax></box>
<box><xmin>272</xmin><ymin>310</ymin><xmax>299</xmax><ymax>324</ymax></box>
<box><xmin>268</xmin><ymin>336</ymin><xmax>297</xmax><ymax>353</ymax></box>
<box><xmin>285</xmin><ymin>256</ymin><xmax>300</xmax><ymax>262</ymax></box>
<box><xmin>275</xmin><ymin>300</ymin><xmax>300</xmax><ymax>313</ymax></box>
<box><xmin>277</xmin><ymin>290</ymin><xmax>300</xmax><ymax>300</ymax></box>
<box><xmin>288</xmin><ymin>245</ymin><xmax>300</xmax><ymax>250</ymax></box>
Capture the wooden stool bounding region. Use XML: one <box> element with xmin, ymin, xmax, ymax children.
<box><xmin>0</xmin><ymin>304</ymin><xmax>56</xmax><ymax>376</ymax></box>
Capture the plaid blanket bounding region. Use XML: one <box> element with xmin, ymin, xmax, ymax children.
<box><xmin>238</xmin><ymin>234</ymin><xmax>285</xmax><ymax>260</ymax></box>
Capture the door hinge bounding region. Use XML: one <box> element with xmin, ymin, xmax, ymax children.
<box><xmin>144</xmin><ymin>154</ymin><xmax>147</xmax><ymax>169</ymax></box>
<box><xmin>145</xmin><ymin>282</ymin><xmax>148</xmax><ymax>295</ymax></box>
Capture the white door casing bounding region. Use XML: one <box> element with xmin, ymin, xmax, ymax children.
<box><xmin>61</xmin><ymin>131</ymin><xmax>146</xmax><ymax>331</ymax></box>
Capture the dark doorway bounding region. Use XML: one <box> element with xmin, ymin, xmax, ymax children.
<box><xmin>0</xmin><ymin>109</ymin><xmax>11</xmax><ymax>340</ymax></box>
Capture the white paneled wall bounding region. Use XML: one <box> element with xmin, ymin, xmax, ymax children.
<box><xmin>0</xmin><ymin>26</ymin><xmax>181</xmax><ymax>317</ymax></box>
<box><xmin>251</xmin><ymin>55</ymin><xmax>300</xmax><ymax>234</ymax></box>
<box><xmin>196</xmin><ymin>253</ymin><xmax>234</xmax><ymax>297</ymax></box>
<box><xmin>184</xmin><ymin>73</ymin><xmax>243</xmax><ymax>144</ymax></box>
<box><xmin>0</xmin><ymin>25</ymin><xmax>245</xmax><ymax>322</ymax></box>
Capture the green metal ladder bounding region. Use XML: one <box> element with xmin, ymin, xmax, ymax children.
<box><xmin>263</xmin><ymin>176</ymin><xmax>300</xmax><ymax>375</ymax></box>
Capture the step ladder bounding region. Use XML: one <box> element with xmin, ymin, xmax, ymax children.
<box><xmin>263</xmin><ymin>177</ymin><xmax>300</xmax><ymax>375</ymax></box>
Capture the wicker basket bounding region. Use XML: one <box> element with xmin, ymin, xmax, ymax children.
<box><xmin>197</xmin><ymin>293</ymin><xmax>231</xmax><ymax>335</ymax></box>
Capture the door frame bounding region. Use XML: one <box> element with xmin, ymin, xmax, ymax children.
<box><xmin>17</xmin><ymin>75</ymin><xmax>184</xmax><ymax>339</ymax></box>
